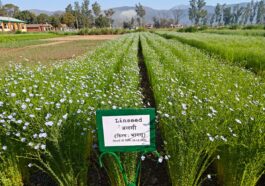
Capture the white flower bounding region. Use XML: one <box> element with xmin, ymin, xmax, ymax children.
<box><xmin>28</xmin><ymin>142</ymin><xmax>34</xmax><ymax>147</ymax></box>
<box><xmin>217</xmin><ymin>155</ymin><xmax>220</xmax><ymax>160</ymax></box>
<box><xmin>235</xmin><ymin>119</ymin><xmax>242</xmax><ymax>124</ymax></box>
<box><xmin>221</xmin><ymin>136</ymin><xmax>227</xmax><ymax>142</ymax></box>
<box><xmin>11</xmin><ymin>93</ymin><xmax>16</xmax><ymax>97</ymax></box>
<box><xmin>25</xmin><ymin>98</ymin><xmax>31</xmax><ymax>102</ymax></box>
<box><xmin>158</xmin><ymin>157</ymin><xmax>163</xmax><ymax>163</ymax></box>
<box><xmin>40</xmin><ymin>144</ymin><xmax>46</xmax><ymax>150</ymax></box>
<box><xmin>209</xmin><ymin>136</ymin><xmax>214</xmax><ymax>142</ymax></box>
<box><xmin>2</xmin><ymin>146</ymin><xmax>7</xmax><ymax>151</ymax></box>
<box><xmin>141</xmin><ymin>155</ymin><xmax>145</xmax><ymax>161</ymax></box>
<box><xmin>181</xmin><ymin>111</ymin><xmax>186</xmax><ymax>116</ymax></box>
<box><xmin>15</xmin><ymin>132</ymin><xmax>21</xmax><ymax>137</ymax></box>
<box><xmin>60</xmin><ymin>98</ymin><xmax>65</xmax><ymax>103</ymax></box>
<box><xmin>34</xmin><ymin>144</ymin><xmax>40</xmax><ymax>150</ymax></box>
<box><xmin>29</xmin><ymin>114</ymin><xmax>35</xmax><ymax>118</ymax></box>
<box><xmin>164</xmin><ymin>155</ymin><xmax>170</xmax><ymax>160</ymax></box>
<box><xmin>181</xmin><ymin>103</ymin><xmax>187</xmax><ymax>110</ymax></box>
<box><xmin>39</xmin><ymin>132</ymin><xmax>47</xmax><ymax>138</ymax></box>
<box><xmin>45</xmin><ymin>113</ymin><xmax>52</xmax><ymax>120</ymax></box>
<box><xmin>28</xmin><ymin>163</ymin><xmax>33</xmax><ymax>168</ymax></box>
<box><xmin>56</xmin><ymin>103</ymin><xmax>61</xmax><ymax>108</ymax></box>
<box><xmin>207</xmin><ymin>174</ymin><xmax>211</xmax><ymax>179</ymax></box>
<box><xmin>164</xmin><ymin>113</ymin><xmax>169</xmax><ymax>118</ymax></box>
<box><xmin>21</xmin><ymin>138</ymin><xmax>26</xmax><ymax>142</ymax></box>
<box><xmin>0</xmin><ymin>101</ymin><xmax>3</xmax><ymax>107</ymax></box>
<box><xmin>45</xmin><ymin>121</ymin><xmax>54</xmax><ymax>127</ymax></box>
<box><xmin>63</xmin><ymin>114</ymin><xmax>68</xmax><ymax>120</ymax></box>
<box><xmin>21</xmin><ymin>104</ymin><xmax>27</xmax><ymax>110</ymax></box>
<box><xmin>112</xmin><ymin>105</ymin><xmax>117</xmax><ymax>109</ymax></box>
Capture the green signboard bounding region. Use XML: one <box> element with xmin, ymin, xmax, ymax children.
<box><xmin>96</xmin><ymin>108</ymin><xmax>156</xmax><ymax>152</ymax></box>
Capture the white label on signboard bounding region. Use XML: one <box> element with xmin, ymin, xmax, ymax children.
<box><xmin>102</xmin><ymin>115</ymin><xmax>150</xmax><ymax>147</ymax></box>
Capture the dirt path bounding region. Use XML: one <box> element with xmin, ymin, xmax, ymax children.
<box><xmin>137</xmin><ymin>37</ymin><xmax>171</xmax><ymax>186</ymax></box>
<box><xmin>45</xmin><ymin>35</ymin><xmax>120</xmax><ymax>41</ymax></box>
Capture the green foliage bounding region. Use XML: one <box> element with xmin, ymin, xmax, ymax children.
<box><xmin>78</xmin><ymin>28</ymin><xmax>132</xmax><ymax>35</ymax></box>
<box><xmin>15</xmin><ymin>10</ymin><xmax>36</xmax><ymax>24</ymax></box>
<box><xmin>135</xmin><ymin>3</ymin><xmax>146</xmax><ymax>27</ymax></box>
<box><xmin>140</xmin><ymin>32</ymin><xmax>265</xmax><ymax>186</ymax></box>
<box><xmin>159</xmin><ymin>32</ymin><xmax>265</xmax><ymax>74</ymax></box>
<box><xmin>37</xmin><ymin>13</ymin><xmax>49</xmax><ymax>24</ymax></box>
<box><xmin>189</xmin><ymin>0</ymin><xmax>207</xmax><ymax>25</ymax></box>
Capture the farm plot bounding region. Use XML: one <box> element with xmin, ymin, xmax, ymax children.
<box><xmin>140</xmin><ymin>32</ymin><xmax>265</xmax><ymax>186</ymax></box>
<box><xmin>0</xmin><ymin>31</ymin><xmax>264</xmax><ymax>186</ymax></box>
<box><xmin>0</xmin><ymin>34</ymin><xmax>143</xmax><ymax>186</ymax></box>
<box><xmin>158</xmin><ymin>32</ymin><xmax>265</xmax><ymax>75</ymax></box>
<box><xmin>202</xmin><ymin>29</ymin><xmax>265</xmax><ymax>37</ymax></box>
<box><xmin>0</xmin><ymin>34</ymin><xmax>119</xmax><ymax>68</ymax></box>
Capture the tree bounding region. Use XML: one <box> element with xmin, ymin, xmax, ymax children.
<box><xmin>189</xmin><ymin>0</ymin><xmax>197</xmax><ymax>24</ymax></box>
<box><xmin>62</xmin><ymin>12</ymin><xmax>76</xmax><ymax>27</ymax></box>
<box><xmin>2</xmin><ymin>3</ymin><xmax>19</xmax><ymax>17</ymax></box>
<box><xmin>242</xmin><ymin>3</ymin><xmax>252</xmax><ymax>25</ymax></box>
<box><xmin>223</xmin><ymin>6</ymin><xmax>232</xmax><ymax>25</ymax></box>
<box><xmin>256</xmin><ymin>0</ymin><xmax>265</xmax><ymax>24</ymax></box>
<box><xmin>172</xmin><ymin>9</ymin><xmax>184</xmax><ymax>24</ymax></box>
<box><xmin>15</xmin><ymin>10</ymin><xmax>36</xmax><ymax>23</ymax></box>
<box><xmin>196</xmin><ymin>0</ymin><xmax>207</xmax><ymax>25</ymax></box>
<box><xmin>0</xmin><ymin>0</ymin><xmax>4</xmax><ymax>16</ymax></box>
<box><xmin>104</xmin><ymin>9</ymin><xmax>115</xmax><ymax>28</ymax></box>
<box><xmin>74</xmin><ymin>1</ymin><xmax>81</xmax><ymax>28</ymax></box>
<box><xmin>92</xmin><ymin>2</ymin><xmax>101</xmax><ymax>17</ymax></box>
<box><xmin>81</xmin><ymin>0</ymin><xmax>92</xmax><ymax>28</ymax></box>
<box><xmin>215</xmin><ymin>3</ymin><xmax>222</xmax><ymax>25</ymax></box>
<box><xmin>250</xmin><ymin>0</ymin><xmax>258</xmax><ymax>24</ymax></box>
<box><xmin>65</xmin><ymin>4</ymin><xmax>73</xmax><ymax>14</ymax></box>
<box><xmin>135</xmin><ymin>3</ymin><xmax>146</xmax><ymax>27</ymax></box>
<box><xmin>37</xmin><ymin>13</ymin><xmax>49</xmax><ymax>24</ymax></box>
<box><xmin>95</xmin><ymin>15</ymin><xmax>109</xmax><ymax>28</ymax></box>
<box><xmin>50</xmin><ymin>14</ymin><xmax>61</xmax><ymax>28</ymax></box>
<box><xmin>189</xmin><ymin>0</ymin><xmax>207</xmax><ymax>25</ymax></box>
<box><xmin>153</xmin><ymin>16</ymin><xmax>160</xmax><ymax>28</ymax></box>
<box><xmin>232</xmin><ymin>5</ymin><xmax>244</xmax><ymax>24</ymax></box>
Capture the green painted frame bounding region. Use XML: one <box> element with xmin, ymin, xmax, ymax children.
<box><xmin>96</xmin><ymin>108</ymin><xmax>156</xmax><ymax>152</ymax></box>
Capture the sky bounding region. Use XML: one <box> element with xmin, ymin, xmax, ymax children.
<box><xmin>2</xmin><ymin>0</ymin><xmax>251</xmax><ymax>11</ymax></box>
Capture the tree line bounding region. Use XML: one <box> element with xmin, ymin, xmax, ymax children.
<box><xmin>188</xmin><ymin>0</ymin><xmax>265</xmax><ymax>26</ymax></box>
<box><xmin>0</xmin><ymin>0</ymin><xmax>115</xmax><ymax>29</ymax></box>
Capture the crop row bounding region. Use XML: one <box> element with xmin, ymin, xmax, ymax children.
<box><xmin>202</xmin><ymin>29</ymin><xmax>265</xmax><ymax>37</ymax></box>
<box><xmin>0</xmin><ymin>34</ymin><xmax>142</xmax><ymax>186</ymax></box>
<box><xmin>158</xmin><ymin>32</ymin><xmax>265</xmax><ymax>75</ymax></box>
<box><xmin>140</xmin><ymin>32</ymin><xmax>265</xmax><ymax>186</ymax></box>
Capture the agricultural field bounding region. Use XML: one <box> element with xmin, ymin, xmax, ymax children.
<box><xmin>0</xmin><ymin>34</ymin><xmax>116</xmax><ymax>68</ymax></box>
<box><xmin>158</xmin><ymin>32</ymin><xmax>265</xmax><ymax>75</ymax></box>
<box><xmin>201</xmin><ymin>29</ymin><xmax>265</xmax><ymax>37</ymax></box>
<box><xmin>0</xmin><ymin>31</ymin><xmax>264</xmax><ymax>186</ymax></box>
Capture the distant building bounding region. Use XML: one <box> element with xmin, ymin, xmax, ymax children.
<box><xmin>145</xmin><ymin>24</ymin><xmax>154</xmax><ymax>29</ymax></box>
<box><xmin>27</xmin><ymin>24</ymin><xmax>53</xmax><ymax>32</ymax></box>
<box><xmin>0</xmin><ymin>16</ymin><xmax>27</xmax><ymax>32</ymax></box>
